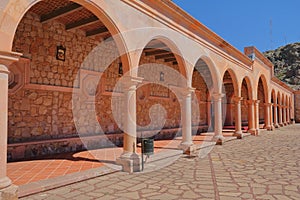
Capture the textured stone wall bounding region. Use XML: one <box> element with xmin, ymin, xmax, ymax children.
<box><xmin>13</xmin><ymin>12</ymin><xmax>101</xmax><ymax>87</ymax></box>
<box><xmin>8</xmin><ymin>90</ymin><xmax>74</xmax><ymax>143</ymax></box>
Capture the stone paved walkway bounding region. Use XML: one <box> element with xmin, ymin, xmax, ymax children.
<box><xmin>21</xmin><ymin>125</ymin><xmax>300</xmax><ymax>200</ymax></box>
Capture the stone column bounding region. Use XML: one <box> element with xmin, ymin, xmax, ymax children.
<box><xmin>0</xmin><ymin>65</ymin><xmax>12</xmax><ymax>189</ymax></box>
<box><xmin>273</xmin><ymin>104</ymin><xmax>279</xmax><ymax>128</ymax></box>
<box><xmin>278</xmin><ymin>105</ymin><xmax>283</xmax><ymax>126</ymax></box>
<box><xmin>263</xmin><ymin>103</ymin><xmax>272</xmax><ymax>131</ymax></box>
<box><xmin>178</xmin><ymin>87</ymin><xmax>196</xmax><ymax>155</ymax></box>
<box><xmin>283</xmin><ymin>106</ymin><xmax>287</xmax><ymax>126</ymax></box>
<box><xmin>269</xmin><ymin>103</ymin><xmax>274</xmax><ymax>130</ymax></box>
<box><xmin>212</xmin><ymin>93</ymin><xmax>225</xmax><ymax>145</ymax></box>
<box><xmin>254</xmin><ymin>100</ymin><xmax>260</xmax><ymax>135</ymax></box>
<box><xmin>116</xmin><ymin>76</ymin><xmax>143</xmax><ymax>173</ymax></box>
<box><xmin>287</xmin><ymin>106</ymin><xmax>290</xmax><ymax>124</ymax></box>
<box><xmin>0</xmin><ymin>52</ymin><xmax>20</xmax><ymax>199</ymax></box>
<box><xmin>233</xmin><ymin>96</ymin><xmax>243</xmax><ymax>139</ymax></box>
<box><xmin>207</xmin><ymin>100</ymin><xmax>212</xmax><ymax>130</ymax></box>
<box><xmin>247</xmin><ymin>100</ymin><xmax>256</xmax><ymax>135</ymax></box>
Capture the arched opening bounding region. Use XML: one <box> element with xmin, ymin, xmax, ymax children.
<box><xmin>241</xmin><ymin>77</ymin><xmax>252</xmax><ymax>129</ymax></box>
<box><xmin>192</xmin><ymin>58</ymin><xmax>214</xmax><ymax>133</ymax></box>
<box><xmin>286</xmin><ymin>94</ymin><xmax>289</xmax><ymax>123</ymax></box>
<box><xmin>290</xmin><ymin>96</ymin><xmax>292</xmax><ymax>122</ymax></box>
<box><xmin>277</xmin><ymin>92</ymin><xmax>282</xmax><ymax>126</ymax></box>
<box><xmin>271</xmin><ymin>90</ymin><xmax>276</xmax><ymax>127</ymax></box>
<box><xmin>222</xmin><ymin>70</ymin><xmax>238</xmax><ymax>129</ymax></box>
<box><xmin>136</xmin><ymin>39</ymin><xmax>187</xmax><ymax>145</ymax></box>
<box><xmin>257</xmin><ymin>76</ymin><xmax>267</xmax><ymax>128</ymax></box>
<box><xmin>8</xmin><ymin>0</ymin><xmax>128</xmax><ymax>185</ymax></box>
<box><xmin>282</xmin><ymin>94</ymin><xmax>286</xmax><ymax>125</ymax></box>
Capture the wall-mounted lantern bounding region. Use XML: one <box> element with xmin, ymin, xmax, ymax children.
<box><xmin>56</xmin><ymin>45</ymin><xmax>66</xmax><ymax>61</ymax></box>
<box><xmin>160</xmin><ymin>72</ymin><xmax>164</xmax><ymax>81</ymax></box>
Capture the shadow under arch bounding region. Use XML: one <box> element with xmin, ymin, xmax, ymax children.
<box><xmin>221</xmin><ymin>68</ymin><xmax>239</xmax><ymax>97</ymax></box>
<box><xmin>241</xmin><ymin>76</ymin><xmax>253</xmax><ymax>100</ymax></box>
<box><xmin>194</xmin><ymin>55</ymin><xmax>221</xmax><ymax>93</ymax></box>
<box><xmin>192</xmin><ymin>58</ymin><xmax>214</xmax><ymax>132</ymax></box>
<box><xmin>240</xmin><ymin>76</ymin><xmax>252</xmax><ymax>128</ymax></box>
<box><xmin>271</xmin><ymin>89</ymin><xmax>276</xmax><ymax>125</ymax></box>
<box><xmin>136</xmin><ymin>36</ymin><xmax>188</xmax><ymax>80</ymax></box>
<box><xmin>257</xmin><ymin>74</ymin><xmax>269</xmax><ymax>103</ymax></box>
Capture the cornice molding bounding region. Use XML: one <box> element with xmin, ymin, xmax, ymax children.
<box><xmin>121</xmin><ymin>0</ymin><xmax>253</xmax><ymax>71</ymax></box>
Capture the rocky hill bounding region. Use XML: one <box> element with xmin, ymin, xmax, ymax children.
<box><xmin>263</xmin><ymin>42</ymin><xmax>300</xmax><ymax>90</ymax></box>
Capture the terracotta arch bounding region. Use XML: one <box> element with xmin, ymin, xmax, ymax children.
<box><xmin>241</xmin><ymin>76</ymin><xmax>253</xmax><ymax>100</ymax></box>
<box><xmin>221</xmin><ymin>68</ymin><xmax>239</xmax><ymax>97</ymax></box>
<box><xmin>6</xmin><ymin>0</ymin><xmax>131</xmax><ymax>73</ymax></box>
<box><xmin>277</xmin><ymin>91</ymin><xmax>282</xmax><ymax>125</ymax></box>
<box><xmin>271</xmin><ymin>89</ymin><xmax>277</xmax><ymax>126</ymax></box>
<box><xmin>277</xmin><ymin>91</ymin><xmax>282</xmax><ymax>105</ymax></box>
<box><xmin>271</xmin><ymin>89</ymin><xmax>276</xmax><ymax>103</ymax></box>
<box><xmin>282</xmin><ymin>93</ymin><xmax>285</xmax><ymax>106</ymax></box>
<box><xmin>257</xmin><ymin>75</ymin><xmax>269</xmax><ymax>103</ymax></box>
<box><xmin>136</xmin><ymin>36</ymin><xmax>187</xmax><ymax>80</ymax></box>
<box><xmin>193</xmin><ymin>55</ymin><xmax>221</xmax><ymax>93</ymax></box>
<box><xmin>192</xmin><ymin>58</ymin><xmax>215</xmax><ymax>92</ymax></box>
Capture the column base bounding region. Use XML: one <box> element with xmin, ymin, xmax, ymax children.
<box><xmin>0</xmin><ymin>184</ymin><xmax>18</xmax><ymax>200</ymax></box>
<box><xmin>233</xmin><ymin>131</ymin><xmax>244</xmax><ymax>139</ymax></box>
<box><xmin>284</xmin><ymin>122</ymin><xmax>287</xmax><ymax>126</ymax></box>
<box><xmin>212</xmin><ymin>135</ymin><xmax>225</xmax><ymax>145</ymax></box>
<box><xmin>178</xmin><ymin>143</ymin><xmax>197</xmax><ymax>156</ymax></box>
<box><xmin>263</xmin><ymin>125</ymin><xmax>272</xmax><ymax>131</ymax></box>
<box><xmin>274</xmin><ymin>123</ymin><xmax>279</xmax><ymax>128</ymax></box>
<box><xmin>0</xmin><ymin>177</ymin><xmax>12</xmax><ymax>189</ymax></box>
<box><xmin>279</xmin><ymin>123</ymin><xmax>284</xmax><ymax>127</ymax></box>
<box><xmin>116</xmin><ymin>152</ymin><xmax>141</xmax><ymax>173</ymax></box>
<box><xmin>248</xmin><ymin>128</ymin><xmax>256</xmax><ymax>136</ymax></box>
<box><xmin>256</xmin><ymin>129</ymin><xmax>260</xmax><ymax>135</ymax></box>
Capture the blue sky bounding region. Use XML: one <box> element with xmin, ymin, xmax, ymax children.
<box><xmin>172</xmin><ymin>0</ymin><xmax>300</xmax><ymax>52</ymax></box>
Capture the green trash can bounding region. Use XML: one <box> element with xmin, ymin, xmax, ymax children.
<box><xmin>142</xmin><ymin>138</ymin><xmax>154</xmax><ymax>156</ymax></box>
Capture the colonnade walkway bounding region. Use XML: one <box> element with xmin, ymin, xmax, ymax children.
<box><xmin>8</xmin><ymin>128</ymin><xmax>253</xmax><ymax>197</ymax></box>
<box><xmin>17</xmin><ymin>124</ymin><xmax>300</xmax><ymax>199</ymax></box>
<box><xmin>8</xmin><ymin>125</ymin><xmax>300</xmax><ymax>199</ymax></box>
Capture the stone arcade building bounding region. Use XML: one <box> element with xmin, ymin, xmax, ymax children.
<box><xmin>0</xmin><ymin>0</ymin><xmax>295</xmax><ymax>198</ymax></box>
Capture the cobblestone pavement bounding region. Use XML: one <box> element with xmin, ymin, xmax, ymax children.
<box><xmin>21</xmin><ymin>125</ymin><xmax>300</xmax><ymax>200</ymax></box>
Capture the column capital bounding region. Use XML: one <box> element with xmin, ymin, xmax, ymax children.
<box><xmin>264</xmin><ymin>103</ymin><xmax>273</xmax><ymax>106</ymax></box>
<box><xmin>122</xmin><ymin>75</ymin><xmax>143</xmax><ymax>91</ymax></box>
<box><xmin>246</xmin><ymin>99</ymin><xmax>255</xmax><ymax>105</ymax></box>
<box><xmin>169</xmin><ymin>86</ymin><xmax>195</xmax><ymax>97</ymax></box>
<box><xmin>0</xmin><ymin>51</ymin><xmax>21</xmax><ymax>67</ymax></box>
<box><xmin>254</xmin><ymin>100</ymin><xmax>260</xmax><ymax>105</ymax></box>
<box><xmin>211</xmin><ymin>92</ymin><xmax>225</xmax><ymax>101</ymax></box>
<box><xmin>0</xmin><ymin>65</ymin><xmax>9</xmax><ymax>74</ymax></box>
<box><xmin>232</xmin><ymin>96</ymin><xmax>243</xmax><ymax>103</ymax></box>
<box><xmin>181</xmin><ymin>87</ymin><xmax>195</xmax><ymax>97</ymax></box>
